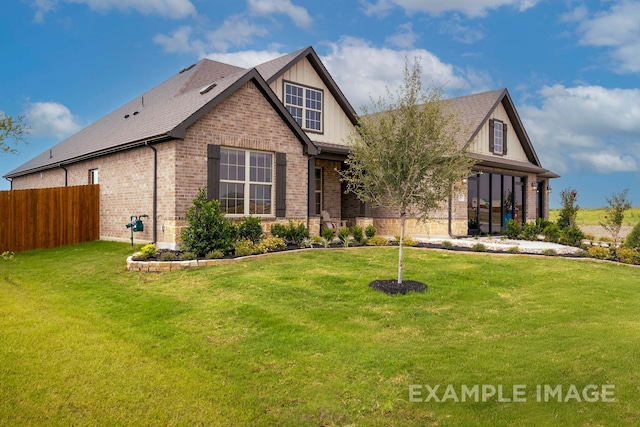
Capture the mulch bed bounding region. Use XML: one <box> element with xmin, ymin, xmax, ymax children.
<box><xmin>368</xmin><ymin>279</ymin><xmax>428</xmax><ymax>295</ymax></box>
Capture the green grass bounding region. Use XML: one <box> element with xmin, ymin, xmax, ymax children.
<box><xmin>550</xmin><ymin>207</ymin><xmax>640</xmax><ymax>226</ymax></box>
<box><xmin>1</xmin><ymin>242</ymin><xmax>640</xmax><ymax>426</ymax></box>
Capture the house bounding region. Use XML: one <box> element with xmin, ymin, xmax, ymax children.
<box><xmin>4</xmin><ymin>46</ymin><xmax>556</xmax><ymax>248</ymax></box>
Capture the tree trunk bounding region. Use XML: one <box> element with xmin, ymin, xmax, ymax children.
<box><xmin>398</xmin><ymin>212</ymin><xmax>405</xmax><ymax>284</ymax></box>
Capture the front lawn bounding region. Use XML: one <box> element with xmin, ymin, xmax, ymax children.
<box><xmin>1</xmin><ymin>242</ymin><xmax>639</xmax><ymax>426</ymax></box>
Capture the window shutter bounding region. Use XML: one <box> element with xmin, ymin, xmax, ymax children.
<box><xmin>502</xmin><ymin>123</ymin><xmax>508</xmax><ymax>155</ymax></box>
<box><xmin>276</xmin><ymin>152</ymin><xmax>287</xmax><ymax>217</ymax></box>
<box><xmin>207</xmin><ymin>144</ymin><xmax>221</xmax><ymax>200</ymax></box>
<box><xmin>489</xmin><ymin>119</ymin><xmax>495</xmax><ymax>153</ymax></box>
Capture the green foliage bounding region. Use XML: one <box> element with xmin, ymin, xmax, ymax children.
<box><xmin>506</xmin><ymin>246</ymin><xmax>520</xmax><ymax>254</ymax></box>
<box><xmin>600</xmin><ymin>189</ymin><xmax>632</xmax><ymax>247</ymax></box>
<box><xmin>505</xmin><ymin>219</ymin><xmax>521</xmax><ymax>239</ymax></box>
<box><xmin>205</xmin><ymin>250</ymin><xmax>224</xmax><ymax>260</ymax></box>
<box><xmin>558</xmin><ymin>225</ymin><xmax>585</xmax><ymax>247</ymax></box>
<box><xmin>543</xmin><ymin>223</ymin><xmax>560</xmax><ymax>243</ymax></box>
<box><xmin>321</xmin><ymin>227</ymin><xmax>335</xmax><ymax>242</ymax></box>
<box><xmin>181</xmin><ymin>188</ymin><xmax>235</xmax><ymax>256</ymax></box>
<box><xmin>0</xmin><ymin>113</ymin><xmax>29</xmax><ymax>154</ymax></box>
<box><xmin>616</xmin><ymin>248</ymin><xmax>640</xmax><ymax>265</ymax></box>
<box><xmin>254</xmin><ymin>237</ymin><xmax>286</xmax><ymax>254</ymax></box>
<box><xmin>441</xmin><ymin>240</ymin><xmax>454</xmax><ymax>250</ymax></box>
<box><xmin>233</xmin><ymin>239</ymin><xmax>254</xmax><ymax>257</ymax></box>
<box><xmin>624</xmin><ymin>221</ymin><xmax>640</xmax><ymax>250</ymax></box>
<box><xmin>588</xmin><ymin>246</ymin><xmax>610</xmax><ymax>260</ymax></box>
<box><xmin>179</xmin><ymin>251</ymin><xmax>196</xmax><ymax>261</ymax></box>
<box><xmin>471</xmin><ymin>243</ymin><xmax>487</xmax><ymax>252</ymax></box>
<box><xmin>541</xmin><ymin>249</ymin><xmax>557</xmax><ymax>257</ymax></box>
<box><xmin>557</xmin><ymin>188</ymin><xmax>579</xmax><ymax>229</ymax></box>
<box><xmin>364</xmin><ymin>224</ymin><xmax>377</xmax><ymax>239</ymax></box>
<box><xmin>337</xmin><ymin>227</ymin><xmax>351</xmax><ymax>247</ymax></box>
<box><xmin>351</xmin><ymin>225</ymin><xmax>364</xmax><ymax>243</ymax></box>
<box><xmin>139</xmin><ymin>243</ymin><xmax>157</xmax><ymax>259</ymax></box>
<box><xmin>237</xmin><ymin>216</ymin><xmax>263</xmax><ymax>243</ymax></box>
<box><xmin>366</xmin><ymin>236</ymin><xmax>389</xmax><ymax>246</ymax></box>
<box><xmin>269</xmin><ymin>223</ymin><xmax>287</xmax><ymax>239</ymax></box>
<box><xmin>158</xmin><ymin>251</ymin><xmax>177</xmax><ymax>261</ymax></box>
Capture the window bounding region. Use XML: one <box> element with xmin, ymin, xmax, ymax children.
<box><xmin>490</xmin><ymin>119</ymin><xmax>507</xmax><ymax>155</ymax></box>
<box><xmin>284</xmin><ymin>82</ymin><xmax>323</xmax><ymax>132</ymax></box>
<box><xmin>89</xmin><ymin>169</ymin><xmax>99</xmax><ymax>184</ymax></box>
<box><xmin>314</xmin><ymin>167</ymin><xmax>322</xmax><ymax>215</ymax></box>
<box><xmin>219</xmin><ymin>148</ymin><xmax>273</xmax><ymax>216</ymax></box>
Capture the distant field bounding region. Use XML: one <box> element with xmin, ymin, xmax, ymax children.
<box><xmin>549</xmin><ymin>207</ymin><xmax>640</xmax><ymax>226</ymax></box>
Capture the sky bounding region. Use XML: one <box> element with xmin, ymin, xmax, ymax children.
<box><xmin>1</xmin><ymin>0</ymin><xmax>639</xmax><ymax>208</ymax></box>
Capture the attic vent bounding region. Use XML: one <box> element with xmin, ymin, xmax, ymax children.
<box><xmin>199</xmin><ymin>83</ymin><xmax>217</xmax><ymax>94</ymax></box>
<box><xmin>179</xmin><ymin>63</ymin><xmax>196</xmax><ymax>74</ymax></box>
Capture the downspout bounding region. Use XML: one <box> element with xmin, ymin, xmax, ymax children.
<box><xmin>145</xmin><ymin>142</ymin><xmax>158</xmax><ymax>244</ymax></box>
<box><xmin>59</xmin><ymin>164</ymin><xmax>68</xmax><ymax>187</ymax></box>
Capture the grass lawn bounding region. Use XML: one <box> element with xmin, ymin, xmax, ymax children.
<box><xmin>1</xmin><ymin>242</ymin><xmax>640</xmax><ymax>426</ymax></box>
<box><xmin>549</xmin><ymin>206</ymin><xmax>640</xmax><ymax>226</ymax></box>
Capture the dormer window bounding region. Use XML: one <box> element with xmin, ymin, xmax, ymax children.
<box><xmin>284</xmin><ymin>81</ymin><xmax>323</xmax><ymax>133</ymax></box>
<box><xmin>489</xmin><ymin>119</ymin><xmax>507</xmax><ymax>156</ymax></box>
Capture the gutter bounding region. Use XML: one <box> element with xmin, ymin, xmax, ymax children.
<box><xmin>145</xmin><ymin>142</ymin><xmax>158</xmax><ymax>244</ymax></box>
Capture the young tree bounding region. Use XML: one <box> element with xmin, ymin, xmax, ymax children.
<box><xmin>600</xmin><ymin>189</ymin><xmax>632</xmax><ymax>247</ymax></box>
<box><xmin>341</xmin><ymin>59</ymin><xmax>474</xmax><ymax>284</ymax></box>
<box><xmin>0</xmin><ymin>113</ymin><xmax>29</xmax><ymax>154</ymax></box>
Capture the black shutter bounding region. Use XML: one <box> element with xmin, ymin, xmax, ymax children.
<box><xmin>207</xmin><ymin>144</ymin><xmax>221</xmax><ymax>200</ymax></box>
<box><xmin>489</xmin><ymin>119</ymin><xmax>495</xmax><ymax>153</ymax></box>
<box><xmin>276</xmin><ymin>152</ymin><xmax>286</xmax><ymax>217</ymax></box>
<box><xmin>502</xmin><ymin>123</ymin><xmax>508</xmax><ymax>155</ymax></box>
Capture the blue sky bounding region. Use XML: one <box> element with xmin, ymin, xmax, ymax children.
<box><xmin>2</xmin><ymin>0</ymin><xmax>639</xmax><ymax>208</ymax></box>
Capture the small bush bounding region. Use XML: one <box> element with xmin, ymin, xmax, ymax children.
<box><xmin>338</xmin><ymin>227</ymin><xmax>351</xmax><ymax>247</ymax></box>
<box><xmin>624</xmin><ymin>221</ymin><xmax>640</xmax><ymax>250</ymax></box>
<box><xmin>588</xmin><ymin>246</ymin><xmax>610</xmax><ymax>260</ymax></box>
<box><xmin>159</xmin><ymin>251</ymin><xmax>177</xmax><ymax>261</ymax></box>
<box><xmin>205</xmin><ymin>250</ymin><xmax>224</xmax><ymax>259</ymax></box>
<box><xmin>471</xmin><ymin>243</ymin><xmax>487</xmax><ymax>252</ymax></box>
<box><xmin>139</xmin><ymin>243</ymin><xmax>157</xmax><ymax>259</ymax></box>
<box><xmin>441</xmin><ymin>240</ymin><xmax>454</xmax><ymax>250</ymax></box>
<box><xmin>179</xmin><ymin>251</ymin><xmax>196</xmax><ymax>261</ymax></box>
<box><xmin>617</xmin><ymin>248</ymin><xmax>640</xmax><ymax>265</ymax></box>
<box><xmin>543</xmin><ymin>223</ymin><xmax>561</xmax><ymax>243</ymax></box>
<box><xmin>505</xmin><ymin>219</ymin><xmax>521</xmax><ymax>239</ymax></box>
<box><xmin>255</xmin><ymin>236</ymin><xmax>286</xmax><ymax>254</ymax></box>
<box><xmin>541</xmin><ymin>248</ymin><xmax>557</xmax><ymax>257</ymax></box>
<box><xmin>351</xmin><ymin>225</ymin><xmax>364</xmax><ymax>243</ymax></box>
<box><xmin>367</xmin><ymin>236</ymin><xmax>389</xmax><ymax>246</ymax></box>
<box><xmin>237</xmin><ymin>216</ymin><xmax>263</xmax><ymax>243</ymax></box>
<box><xmin>234</xmin><ymin>239</ymin><xmax>255</xmax><ymax>257</ymax></box>
<box><xmin>270</xmin><ymin>223</ymin><xmax>287</xmax><ymax>239</ymax></box>
<box><xmin>365</xmin><ymin>224</ymin><xmax>377</xmax><ymax>239</ymax></box>
<box><xmin>559</xmin><ymin>225</ymin><xmax>585</xmax><ymax>247</ymax></box>
<box><xmin>321</xmin><ymin>227</ymin><xmax>335</xmax><ymax>242</ymax></box>
<box><xmin>506</xmin><ymin>246</ymin><xmax>520</xmax><ymax>254</ymax></box>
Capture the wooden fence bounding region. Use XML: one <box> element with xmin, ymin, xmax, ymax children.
<box><xmin>0</xmin><ymin>185</ymin><xmax>100</xmax><ymax>252</ymax></box>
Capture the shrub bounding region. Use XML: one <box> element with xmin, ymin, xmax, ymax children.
<box><xmin>505</xmin><ymin>219</ymin><xmax>520</xmax><ymax>239</ymax></box>
<box><xmin>205</xmin><ymin>250</ymin><xmax>224</xmax><ymax>259</ymax></box>
<box><xmin>237</xmin><ymin>216</ymin><xmax>263</xmax><ymax>243</ymax></box>
<box><xmin>338</xmin><ymin>227</ymin><xmax>351</xmax><ymax>247</ymax></box>
<box><xmin>588</xmin><ymin>246</ymin><xmax>610</xmax><ymax>260</ymax></box>
<box><xmin>159</xmin><ymin>251</ymin><xmax>177</xmax><ymax>261</ymax></box>
<box><xmin>365</xmin><ymin>224</ymin><xmax>377</xmax><ymax>239</ymax></box>
<box><xmin>270</xmin><ymin>223</ymin><xmax>287</xmax><ymax>239</ymax></box>
<box><xmin>351</xmin><ymin>225</ymin><xmax>364</xmax><ymax>243</ymax></box>
<box><xmin>179</xmin><ymin>251</ymin><xmax>196</xmax><ymax>261</ymax></box>
<box><xmin>541</xmin><ymin>248</ymin><xmax>557</xmax><ymax>257</ymax></box>
<box><xmin>543</xmin><ymin>223</ymin><xmax>561</xmax><ymax>243</ymax></box>
<box><xmin>139</xmin><ymin>243</ymin><xmax>157</xmax><ymax>259</ymax></box>
<box><xmin>181</xmin><ymin>188</ymin><xmax>235</xmax><ymax>256</ymax></box>
<box><xmin>506</xmin><ymin>246</ymin><xmax>520</xmax><ymax>254</ymax></box>
<box><xmin>471</xmin><ymin>243</ymin><xmax>487</xmax><ymax>252</ymax></box>
<box><xmin>521</xmin><ymin>221</ymin><xmax>541</xmax><ymax>241</ymax></box>
<box><xmin>559</xmin><ymin>225</ymin><xmax>585</xmax><ymax>247</ymax></box>
<box><xmin>617</xmin><ymin>248</ymin><xmax>640</xmax><ymax>265</ymax></box>
<box><xmin>255</xmin><ymin>236</ymin><xmax>286</xmax><ymax>254</ymax></box>
<box><xmin>441</xmin><ymin>240</ymin><xmax>454</xmax><ymax>250</ymax></box>
<box><xmin>321</xmin><ymin>227</ymin><xmax>335</xmax><ymax>242</ymax></box>
<box><xmin>624</xmin><ymin>221</ymin><xmax>640</xmax><ymax>250</ymax></box>
<box><xmin>367</xmin><ymin>236</ymin><xmax>389</xmax><ymax>246</ymax></box>
<box><xmin>234</xmin><ymin>239</ymin><xmax>255</xmax><ymax>257</ymax></box>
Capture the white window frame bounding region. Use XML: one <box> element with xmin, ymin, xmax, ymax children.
<box><xmin>284</xmin><ymin>81</ymin><xmax>323</xmax><ymax>133</ymax></box>
<box><xmin>493</xmin><ymin>121</ymin><xmax>504</xmax><ymax>154</ymax></box>
<box><xmin>220</xmin><ymin>148</ymin><xmax>274</xmax><ymax>217</ymax></box>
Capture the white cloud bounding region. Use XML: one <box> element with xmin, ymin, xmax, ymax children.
<box><xmin>31</xmin><ymin>0</ymin><xmax>196</xmax><ymax>21</ymax></box>
<box><xmin>248</xmin><ymin>0</ymin><xmax>312</xmax><ymax>28</ymax></box>
<box><xmin>24</xmin><ymin>101</ymin><xmax>82</xmax><ymax>139</ymax></box>
<box><xmin>361</xmin><ymin>0</ymin><xmax>541</xmax><ymax>18</ymax></box>
<box><xmin>574</xmin><ymin>1</ymin><xmax>640</xmax><ymax>73</ymax></box>
<box><xmin>386</xmin><ymin>22</ymin><xmax>419</xmax><ymax>49</ymax></box>
<box><xmin>521</xmin><ymin>84</ymin><xmax>640</xmax><ymax>174</ymax></box>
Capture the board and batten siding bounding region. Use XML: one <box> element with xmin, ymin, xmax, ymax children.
<box><xmin>268</xmin><ymin>57</ymin><xmax>355</xmax><ymax>146</ymax></box>
<box><xmin>468</xmin><ymin>102</ymin><xmax>529</xmax><ymax>163</ymax></box>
